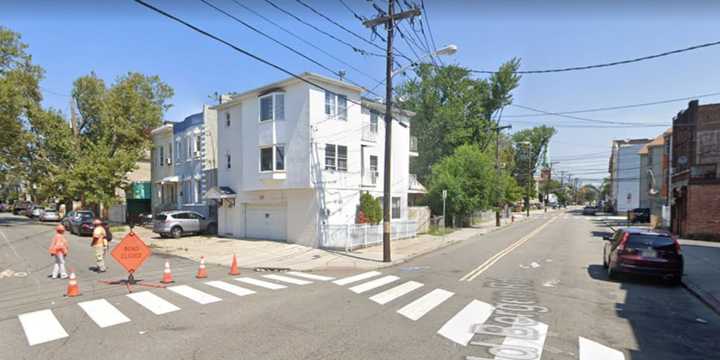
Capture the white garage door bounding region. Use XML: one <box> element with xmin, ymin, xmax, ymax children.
<box><xmin>246</xmin><ymin>205</ymin><xmax>287</xmax><ymax>241</ymax></box>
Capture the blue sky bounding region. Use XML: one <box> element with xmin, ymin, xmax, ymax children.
<box><xmin>3</xmin><ymin>0</ymin><xmax>720</xmax><ymax>183</ymax></box>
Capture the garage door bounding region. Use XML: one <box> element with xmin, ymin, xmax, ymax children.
<box><xmin>246</xmin><ymin>205</ymin><xmax>287</xmax><ymax>241</ymax></box>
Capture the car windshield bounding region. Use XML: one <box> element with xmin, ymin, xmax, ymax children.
<box><xmin>627</xmin><ymin>234</ymin><xmax>675</xmax><ymax>250</ymax></box>
<box><xmin>79</xmin><ymin>212</ymin><xmax>93</xmax><ymax>219</ymax></box>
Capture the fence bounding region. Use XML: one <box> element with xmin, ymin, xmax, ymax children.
<box><xmin>320</xmin><ymin>220</ymin><xmax>418</xmax><ymax>251</ymax></box>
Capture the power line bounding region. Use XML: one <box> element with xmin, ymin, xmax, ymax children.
<box><xmin>510</xmin><ymin>103</ymin><xmax>669</xmax><ymax>127</ymax></box>
<box><xmin>263</xmin><ymin>0</ymin><xmax>385</xmax><ymax>58</ymax></box>
<box><xmin>504</xmin><ymin>91</ymin><xmax>720</xmax><ymax>118</ymax></box>
<box><xmin>230</xmin><ymin>0</ymin><xmax>384</xmax><ymax>86</ymax></box>
<box><xmin>419</xmin><ymin>0</ymin><xmax>441</xmax><ymax>64</ymax></box>
<box><xmin>472</xmin><ymin>39</ymin><xmax>720</xmax><ymax>74</ymax></box>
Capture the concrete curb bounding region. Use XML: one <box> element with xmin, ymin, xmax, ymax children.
<box><xmin>682</xmin><ymin>277</ymin><xmax>720</xmax><ymax>317</ymax></box>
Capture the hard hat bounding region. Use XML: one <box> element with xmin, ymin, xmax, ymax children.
<box><xmin>56</xmin><ymin>224</ymin><xmax>65</xmax><ymax>233</ymax></box>
<box><xmin>93</xmin><ymin>219</ymin><xmax>102</xmax><ymax>225</ymax></box>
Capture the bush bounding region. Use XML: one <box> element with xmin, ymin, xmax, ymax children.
<box><xmin>359</xmin><ymin>192</ymin><xmax>382</xmax><ymax>224</ymax></box>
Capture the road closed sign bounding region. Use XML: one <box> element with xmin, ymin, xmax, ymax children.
<box><xmin>111</xmin><ymin>232</ymin><xmax>151</xmax><ymax>273</ymax></box>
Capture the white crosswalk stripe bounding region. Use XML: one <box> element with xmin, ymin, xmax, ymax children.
<box><xmin>127</xmin><ymin>291</ymin><xmax>181</xmax><ymax>315</ymax></box>
<box><xmin>333</xmin><ymin>271</ymin><xmax>382</xmax><ymax>286</ymax></box>
<box><xmin>205</xmin><ymin>280</ymin><xmax>256</xmax><ymax>297</ymax></box>
<box><xmin>349</xmin><ymin>275</ymin><xmax>400</xmax><ymax>294</ymax></box>
<box><xmin>235</xmin><ymin>277</ymin><xmax>287</xmax><ymax>290</ymax></box>
<box><xmin>579</xmin><ymin>336</ymin><xmax>625</xmax><ymax>360</ymax></box>
<box><xmin>437</xmin><ymin>300</ymin><xmax>495</xmax><ymax>346</ymax></box>
<box><xmin>78</xmin><ymin>299</ymin><xmax>131</xmax><ymax>328</ymax></box>
<box><xmin>286</xmin><ymin>271</ymin><xmax>335</xmax><ymax>281</ymax></box>
<box><xmin>397</xmin><ymin>288</ymin><xmax>454</xmax><ymax>321</ymax></box>
<box><xmin>167</xmin><ymin>285</ymin><xmax>222</xmax><ymax>304</ymax></box>
<box><xmin>263</xmin><ymin>274</ymin><xmax>312</xmax><ymax>285</ymax></box>
<box><xmin>369</xmin><ymin>281</ymin><xmax>424</xmax><ymax>305</ymax></box>
<box><xmin>17</xmin><ymin>309</ymin><xmax>69</xmax><ymax>346</ymax></box>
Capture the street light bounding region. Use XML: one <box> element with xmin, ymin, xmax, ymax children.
<box><xmin>391</xmin><ymin>44</ymin><xmax>458</xmax><ymax>77</ymax></box>
<box><xmin>518</xmin><ymin>141</ymin><xmax>532</xmax><ymax>217</ymax></box>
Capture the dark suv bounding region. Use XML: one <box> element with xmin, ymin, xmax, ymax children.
<box><xmin>603</xmin><ymin>228</ymin><xmax>683</xmax><ymax>285</ymax></box>
<box><xmin>629</xmin><ymin>208</ymin><xmax>650</xmax><ymax>223</ymax></box>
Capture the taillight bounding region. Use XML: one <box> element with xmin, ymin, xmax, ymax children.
<box><xmin>672</xmin><ymin>235</ymin><xmax>682</xmax><ymax>254</ymax></box>
<box><xmin>617</xmin><ymin>232</ymin><xmax>630</xmax><ymax>251</ymax></box>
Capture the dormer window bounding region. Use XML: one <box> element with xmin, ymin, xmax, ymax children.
<box><xmin>259</xmin><ymin>93</ymin><xmax>285</xmax><ymax>122</ymax></box>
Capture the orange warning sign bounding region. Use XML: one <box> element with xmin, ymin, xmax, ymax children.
<box><xmin>111</xmin><ymin>232</ymin><xmax>152</xmax><ymax>273</ymax></box>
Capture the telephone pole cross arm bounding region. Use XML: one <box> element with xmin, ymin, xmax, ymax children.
<box><xmin>363</xmin><ymin>0</ymin><xmax>420</xmax><ymax>263</ymax></box>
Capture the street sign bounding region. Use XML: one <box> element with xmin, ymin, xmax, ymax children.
<box><xmin>442</xmin><ymin>190</ymin><xmax>447</xmax><ymax>200</ymax></box>
<box><xmin>111</xmin><ymin>232</ymin><xmax>151</xmax><ymax>274</ymax></box>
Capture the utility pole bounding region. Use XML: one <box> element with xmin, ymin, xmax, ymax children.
<box><xmin>527</xmin><ymin>147</ymin><xmax>532</xmax><ymax>217</ymax></box>
<box><xmin>494</xmin><ymin>125</ymin><xmax>511</xmax><ymax>226</ymax></box>
<box><xmin>364</xmin><ymin>0</ymin><xmax>420</xmax><ymax>263</ymax></box>
<box><xmin>559</xmin><ymin>170</ymin><xmax>566</xmax><ymax>206</ymax></box>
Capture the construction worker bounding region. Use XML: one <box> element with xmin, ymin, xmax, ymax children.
<box><xmin>91</xmin><ymin>219</ymin><xmax>108</xmax><ymax>272</ymax></box>
<box><xmin>48</xmin><ymin>224</ymin><xmax>69</xmax><ymax>279</ymax></box>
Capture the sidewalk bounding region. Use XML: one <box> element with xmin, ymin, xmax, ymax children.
<box><xmin>678</xmin><ymin>239</ymin><xmax>720</xmax><ymax>315</ymax></box>
<box><xmin>127</xmin><ymin>210</ymin><xmax>548</xmax><ymax>271</ymax></box>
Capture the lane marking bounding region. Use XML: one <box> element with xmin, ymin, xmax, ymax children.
<box><xmin>333</xmin><ymin>271</ymin><xmax>382</xmax><ymax>286</ymax></box>
<box><xmin>235</xmin><ymin>277</ymin><xmax>287</xmax><ymax>290</ymax></box>
<box><xmin>205</xmin><ymin>280</ymin><xmax>256</xmax><ymax>297</ymax></box>
<box><xmin>167</xmin><ymin>285</ymin><xmax>222</xmax><ymax>304</ymax></box>
<box><xmin>369</xmin><ymin>281</ymin><xmax>424</xmax><ymax>305</ymax></box>
<box><xmin>78</xmin><ymin>299</ymin><xmax>131</xmax><ymax>328</ymax></box>
<box><xmin>437</xmin><ymin>300</ymin><xmax>495</xmax><ymax>346</ymax></box>
<box><xmin>18</xmin><ymin>309</ymin><xmax>69</xmax><ymax>346</ymax></box>
<box><xmin>127</xmin><ymin>291</ymin><xmax>181</xmax><ymax>315</ymax></box>
<box><xmin>397</xmin><ymin>288</ymin><xmax>454</xmax><ymax>321</ymax></box>
<box><xmin>497</xmin><ymin>321</ymin><xmax>549</xmax><ymax>359</ymax></box>
<box><xmin>286</xmin><ymin>271</ymin><xmax>334</xmax><ymax>281</ymax></box>
<box><xmin>263</xmin><ymin>274</ymin><xmax>312</xmax><ymax>285</ymax></box>
<box><xmin>460</xmin><ymin>216</ymin><xmax>559</xmax><ymax>282</ymax></box>
<box><xmin>579</xmin><ymin>336</ymin><xmax>625</xmax><ymax>360</ymax></box>
<box><xmin>349</xmin><ymin>275</ymin><xmax>400</xmax><ymax>294</ymax></box>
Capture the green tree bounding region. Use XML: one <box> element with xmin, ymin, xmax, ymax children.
<box><xmin>427</xmin><ymin>144</ymin><xmax>495</xmax><ymax>226</ymax></box>
<box><xmin>358</xmin><ymin>192</ymin><xmax>382</xmax><ymax>224</ymax></box>
<box><xmin>398</xmin><ymin>60</ymin><xmax>521</xmax><ymax>181</ymax></box>
<box><xmin>512</xmin><ymin>126</ymin><xmax>556</xmax><ymax>209</ymax></box>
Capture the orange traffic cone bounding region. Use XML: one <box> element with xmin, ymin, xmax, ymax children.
<box><xmin>229</xmin><ymin>254</ymin><xmax>240</xmax><ymax>276</ymax></box>
<box><xmin>196</xmin><ymin>256</ymin><xmax>208</xmax><ymax>279</ymax></box>
<box><xmin>161</xmin><ymin>261</ymin><xmax>174</xmax><ymax>284</ymax></box>
<box><xmin>66</xmin><ymin>271</ymin><xmax>80</xmax><ymax>297</ymax></box>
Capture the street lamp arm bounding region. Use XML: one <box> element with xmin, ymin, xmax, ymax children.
<box><xmin>391</xmin><ymin>44</ymin><xmax>457</xmax><ymax>77</ymax></box>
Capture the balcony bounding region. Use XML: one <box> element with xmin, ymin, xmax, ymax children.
<box><xmin>362</xmin><ymin>170</ymin><xmax>379</xmax><ymax>187</ymax></box>
<box><xmin>409</xmin><ymin>136</ymin><xmax>418</xmax><ymax>156</ymax></box>
<box><xmin>362</xmin><ymin>123</ymin><xmax>378</xmax><ymax>143</ymax></box>
<box><xmin>408</xmin><ymin>174</ymin><xmax>426</xmax><ymax>193</ymax></box>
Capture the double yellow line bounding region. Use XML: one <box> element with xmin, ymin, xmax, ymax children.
<box><xmin>459</xmin><ymin>215</ymin><xmax>558</xmax><ymax>282</ymax></box>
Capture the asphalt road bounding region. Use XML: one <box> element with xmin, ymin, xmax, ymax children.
<box><xmin>0</xmin><ymin>210</ymin><xmax>718</xmax><ymax>360</ymax></box>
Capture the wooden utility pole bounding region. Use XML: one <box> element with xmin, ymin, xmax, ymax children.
<box><xmin>363</xmin><ymin>1</ymin><xmax>420</xmax><ymax>263</ymax></box>
<box><xmin>494</xmin><ymin>125</ymin><xmax>511</xmax><ymax>226</ymax></box>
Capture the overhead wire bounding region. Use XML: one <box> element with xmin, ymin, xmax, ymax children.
<box><xmin>472</xmin><ymin>39</ymin><xmax>720</xmax><ymax>74</ymax></box>
<box><xmin>510</xmin><ymin>104</ymin><xmax>669</xmax><ymax>127</ymax></box>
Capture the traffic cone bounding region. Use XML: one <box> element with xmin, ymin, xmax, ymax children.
<box><xmin>66</xmin><ymin>272</ymin><xmax>80</xmax><ymax>297</ymax></box>
<box><xmin>196</xmin><ymin>256</ymin><xmax>208</xmax><ymax>279</ymax></box>
<box><xmin>228</xmin><ymin>254</ymin><xmax>240</xmax><ymax>276</ymax></box>
<box><xmin>161</xmin><ymin>261</ymin><xmax>174</xmax><ymax>284</ymax></box>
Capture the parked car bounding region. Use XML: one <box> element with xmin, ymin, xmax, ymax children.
<box><xmin>153</xmin><ymin>210</ymin><xmax>217</xmax><ymax>238</ymax></box>
<box><xmin>12</xmin><ymin>201</ymin><xmax>31</xmax><ymax>215</ymax></box>
<box><xmin>75</xmin><ymin>217</ymin><xmax>113</xmax><ymax>240</ymax></box>
<box><xmin>0</xmin><ymin>203</ymin><xmax>8</xmax><ymax>212</ymax></box>
<box><xmin>40</xmin><ymin>209</ymin><xmax>61</xmax><ymax>222</ymax></box>
<box><xmin>628</xmin><ymin>208</ymin><xmax>651</xmax><ymax>224</ymax></box>
<box><xmin>582</xmin><ymin>206</ymin><xmax>597</xmax><ymax>216</ymax></box>
<box><xmin>66</xmin><ymin>210</ymin><xmax>95</xmax><ymax>235</ymax></box>
<box><xmin>28</xmin><ymin>205</ymin><xmax>45</xmax><ymax>219</ymax></box>
<box><xmin>603</xmin><ymin>227</ymin><xmax>683</xmax><ymax>285</ymax></box>
<box><xmin>61</xmin><ymin>210</ymin><xmax>77</xmax><ymax>230</ymax></box>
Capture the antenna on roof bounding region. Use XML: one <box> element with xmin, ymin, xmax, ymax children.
<box><xmin>338</xmin><ymin>70</ymin><xmax>346</xmax><ymax>81</ymax></box>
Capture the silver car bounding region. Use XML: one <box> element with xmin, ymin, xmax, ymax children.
<box><xmin>40</xmin><ymin>209</ymin><xmax>60</xmax><ymax>222</ymax></box>
<box><xmin>153</xmin><ymin>210</ymin><xmax>217</xmax><ymax>238</ymax></box>
<box><xmin>29</xmin><ymin>206</ymin><xmax>45</xmax><ymax>219</ymax></box>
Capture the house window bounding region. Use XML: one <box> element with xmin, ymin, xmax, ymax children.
<box><xmin>324</xmin><ymin>144</ymin><xmax>347</xmax><ymax>172</ymax></box>
<box><xmin>260</xmin><ymin>147</ymin><xmax>273</xmax><ymax>172</ymax></box>
<box><xmin>370</xmin><ymin>111</ymin><xmax>379</xmax><ymax>133</ymax></box>
<box><xmin>195</xmin><ymin>135</ymin><xmax>202</xmax><ymax>158</ymax></box>
<box><xmin>259</xmin><ymin>93</ymin><xmax>285</xmax><ymax>122</ymax></box>
<box><xmin>226</xmin><ymin>152</ymin><xmax>231</xmax><ymax>169</ymax></box>
<box><xmin>325</xmin><ymin>91</ymin><xmax>347</xmax><ymax>120</ymax></box>
<box><xmin>392</xmin><ymin>197</ymin><xmax>401</xmax><ymax>219</ymax></box>
<box><xmin>225</xmin><ymin>112</ymin><xmax>231</xmax><ymax>127</ymax></box>
<box><xmin>186</xmin><ymin>136</ymin><xmax>192</xmax><ymax>160</ymax></box>
<box><xmin>275</xmin><ymin>145</ymin><xmax>285</xmax><ymax>171</ymax></box>
<box><xmin>168</xmin><ymin>144</ymin><xmax>172</xmax><ymax>165</ymax></box>
<box><xmin>195</xmin><ymin>180</ymin><xmax>202</xmax><ymax>203</ymax></box>
<box><xmin>370</xmin><ymin>155</ymin><xmax>378</xmax><ymax>173</ymax></box>
<box><xmin>159</xmin><ymin>146</ymin><xmax>164</xmax><ymax>167</ymax></box>
<box><xmin>176</xmin><ymin>140</ymin><xmax>181</xmax><ymax>161</ymax></box>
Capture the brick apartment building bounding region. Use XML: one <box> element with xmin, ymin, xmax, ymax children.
<box><xmin>670</xmin><ymin>100</ymin><xmax>720</xmax><ymax>240</ymax></box>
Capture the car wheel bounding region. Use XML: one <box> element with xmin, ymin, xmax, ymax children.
<box><xmin>206</xmin><ymin>223</ymin><xmax>217</xmax><ymax>235</ymax></box>
<box><xmin>171</xmin><ymin>226</ymin><xmax>183</xmax><ymax>239</ymax></box>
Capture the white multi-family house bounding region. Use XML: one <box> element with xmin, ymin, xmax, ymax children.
<box><xmin>207</xmin><ymin>72</ymin><xmax>419</xmax><ymax>248</ymax></box>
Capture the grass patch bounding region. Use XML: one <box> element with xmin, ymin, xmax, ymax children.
<box><xmin>110</xmin><ymin>225</ymin><xmax>129</xmax><ymax>233</ymax></box>
<box><xmin>428</xmin><ymin>227</ymin><xmax>455</xmax><ymax>236</ymax></box>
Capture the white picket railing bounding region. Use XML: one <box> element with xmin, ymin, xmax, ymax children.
<box><xmin>320</xmin><ymin>220</ymin><xmax>418</xmax><ymax>251</ymax></box>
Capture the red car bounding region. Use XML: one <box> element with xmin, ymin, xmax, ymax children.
<box><xmin>603</xmin><ymin>227</ymin><xmax>683</xmax><ymax>285</ymax></box>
